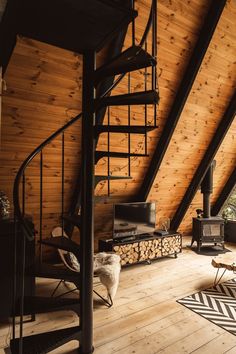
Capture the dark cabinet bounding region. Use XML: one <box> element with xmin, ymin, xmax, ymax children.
<box><xmin>0</xmin><ymin>218</ymin><xmax>35</xmax><ymax>320</ymax></box>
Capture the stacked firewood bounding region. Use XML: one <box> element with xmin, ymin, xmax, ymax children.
<box><xmin>113</xmin><ymin>242</ymin><xmax>139</xmax><ymax>266</ymax></box>
<box><xmin>162</xmin><ymin>235</ymin><xmax>182</xmax><ymax>256</ymax></box>
<box><xmin>112</xmin><ymin>234</ymin><xmax>182</xmax><ymax>266</ymax></box>
<box><xmin>139</xmin><ymin>239</ymin><xmax>162</xmax><ymax>262</ymax></box>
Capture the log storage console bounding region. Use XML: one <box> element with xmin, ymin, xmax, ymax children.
<box><xmin>99</xmin><ymin>232</ymin><xmax>182</xmax><ymax>266</ymax></box>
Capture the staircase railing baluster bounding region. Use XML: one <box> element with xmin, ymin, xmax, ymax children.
<box><xmin>128</xmin><ymin>72</ymin><xmax>131</xmax><ymax>176</ymax></box>
<box><xmin>61</xmin><ymin>132</ymin><xmax>65</xmax><ymax>230</ymax></box>
<box><xmin>131</xmin><ymin>0</ymin><xmax>136</xmax><ymax>46</ymax></box>
<box><xmin>144</xmin><ymin>40</ymin><xmax>148</xmax><ymax>154</ymax></box>
<box><xmin>19</xmin><ymin>231</ymin><xmax>26</xmax><ymax>354</ymax></box>
<box><xmin>107</xmin><ymin>106</ymin><xmax>110</xmax><ymax>196</ymax></box>
<box><xmin>152</xmin><ymin>0</ymin><xmax>157</xmax><ymax>127</ymax></box>
<box><xmin>12</xmin><ymin>214</ymin><xmax>17</xmax><ymax>342</ymax></box>
<box><xmin>39</xmin><ymin>151</ymin><xmax>43</xmax><ymax>264</ymax></box>
<box><xmin>22</xmin><ymin>173</ymin><xmax>25</xmax><ymax>216</ymax></box>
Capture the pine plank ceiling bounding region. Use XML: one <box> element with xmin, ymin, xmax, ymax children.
<box><xmin>0</xmin><ymin>0</ymin><xmax>235</xmax><ymax>249</ymax></box>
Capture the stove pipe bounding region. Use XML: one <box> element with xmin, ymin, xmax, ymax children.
<box><xmin>200</xmin><ymin>161</ymin><xmax>216</xmax><ymax>218</ymax></box>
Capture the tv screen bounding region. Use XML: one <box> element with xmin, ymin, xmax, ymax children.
<box><xmin>113</xmin><ymin>202</ymin><xmax>156</xmax><ymax>240</ymax></box>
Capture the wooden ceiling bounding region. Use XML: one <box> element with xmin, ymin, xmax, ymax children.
<box><xmin>0</xmin><ymin>0</ymin><xmax>235</xmax><ymax>250</ymax></box>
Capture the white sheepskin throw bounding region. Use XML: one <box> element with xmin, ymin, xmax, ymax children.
<box><xmin>94</xmin><ymin>252</ymin><xmax>121</xmax><ymax>301</ymax></box>
<box><xmin>51</xmin><ymin>227</ymin><xmax>121</xmax><ymax>302</ymax></box>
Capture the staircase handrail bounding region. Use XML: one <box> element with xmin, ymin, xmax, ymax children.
<box><xmin>13</xmin><ymin>0</ymin><xmax>157</xmax><ymax>240</ymax></box>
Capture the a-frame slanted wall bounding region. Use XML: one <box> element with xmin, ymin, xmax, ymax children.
<box><xmin>171</xmin><ymin>91</ymin><xmax>236</xmax><ymax>231</ymax></box>
<box><xmin>211</xmin><ymin>166</ymin><xmax>236</xmax><ymax>217</ymax></box>
<box><xmin>136</xmin><ymin>0</ymin><xmax>227</xmax><ymax>202</ymax></box>
<box><xmin>1</xmin><ymin>0</ymin><xmax>235</xmax><ymax>255</ymax></box>
<box><xmin>94</xmin><ymin>0</ymin><xmax>213</xmax><ymax>237</ymax></box>
<box><xmin>94</xmin><ymin>0</ymin><xmax>236</xmax><ymax>237</ymax></box>
<box><xmin>146</xmin><ymin>0</ymin><xmax>236</xmax><ymax>235</ymax></box>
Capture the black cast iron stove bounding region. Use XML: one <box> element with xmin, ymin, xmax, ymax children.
<box><xmin>191</xmin><ymin>161</ymin><xmax>224</xmax><ymax>253</ymax></box>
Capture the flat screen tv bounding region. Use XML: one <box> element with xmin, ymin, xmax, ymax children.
<box><xmin>113</xmin><ymin>202</ymin><xmax>156</xmax><ymax>240</ymax></box>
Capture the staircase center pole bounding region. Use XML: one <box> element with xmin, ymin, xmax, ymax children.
<box><xmin>80</xmin><ymin>51</ymin><xmax>95</xmax><ymax>354</ymax></box>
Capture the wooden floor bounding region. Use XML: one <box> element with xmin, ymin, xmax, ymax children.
<box><xmin>1</xmin><ymin>237</ymin><xmax>236</xmax><ymax>354</ymax></box>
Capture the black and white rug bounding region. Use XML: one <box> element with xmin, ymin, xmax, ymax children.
<box><xmin>177</xmin><ymin>278</ymin><xmax>236</xmax><ymax>335</ymax></box>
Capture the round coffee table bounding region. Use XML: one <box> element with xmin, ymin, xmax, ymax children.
<box><xmin>211</xmin><ymin>254</ymin><xmax>236</xmax><ymax>285</ymax></box>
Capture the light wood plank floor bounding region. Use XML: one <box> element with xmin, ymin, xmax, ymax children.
<box><xmin>1</xmin><ymin>237</ymin><xmax>236</xmax><ymax>354</ymax></box>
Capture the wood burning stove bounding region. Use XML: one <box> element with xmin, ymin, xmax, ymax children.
<box><xmin>191</xmin><ymin>161</ymin><xmax>224</xmax><ymax>253</ymax></box>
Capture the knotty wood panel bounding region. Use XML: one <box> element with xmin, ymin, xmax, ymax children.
<box><xmin>1</xmin><ymin>0</ymin><xmax>235</xmax><ymax>259</ymax></box>
<box><xmin>95</xmin><ymin>0</ymin><xmax>214</xmax><ymax>237</ymax></box>
<box><xmin>147</xmin><ymin>0</ymin><xmax>236</xmax><ymax>235</ymax></box>
<box><xmin>0</xmin><ymin>37</ymin><xmax>83</xmax><ymax>259</ymax></box>
<box><xmin>95</xmin><ymin>0</ymin><xmax>235</xmax><ymax>238</ymax></box>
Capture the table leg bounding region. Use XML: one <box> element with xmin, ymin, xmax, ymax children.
<box><xmin>213</xmin><ymin>268</ymin><xmax>227</xmax><ymax>286</ymax></box>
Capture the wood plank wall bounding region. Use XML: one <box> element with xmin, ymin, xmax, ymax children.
<box><xmin>0</xmin><ymin>0</ymin><xmax>235</xmax><ymax>259</ymax></box>
<box><xmin>0</xmin><ymin>37</ymin><xmax>83</xmax><ymax>258</ymax></box>
<box><xmin>95</xmin><ymin>0</ymin><xmax>236</xmax><ymax>238</ymax></box>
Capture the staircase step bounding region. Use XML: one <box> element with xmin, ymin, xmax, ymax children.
<box><xmin>96</xmin><ymin>90</ymin><xmax>159</xmax><ymax>109</ymax></box>
<box><xmin>95</xmin><ymin>125</ymin><xmax>156</xmax><ymax>135</ymax></box>
<box><xmin>94</xmin><ymin>45</ymin><xmax>156</xmax><ymax>84</ymax></box>
<box><xmin>33</xmin><ymin>263</ymin><xmax>79</xmax><ymax>284</ymax></box>
<box><xmin>17</xmin><ymin>0</ymin><xmax>137</xmax><ymax>54</ymax></box>
<box><xmin>95</xmin><ymin>175</ymin><xmax>132</xmax><ymax>185</ymax></box>
<box><xmin>14</xmin><ymin>296</ymin><xmax>80</xmax><ymax>316</ymax></box>
<box><xmin>95</xmin><ymin>151</ymin><xmax>149</xmax><ymax>163</ymax></box>
<box><xmin>10</xmin><ymin>326</ymin><xmax>81</xmax><ymax>354</ymax></box>
<box><xmin>39</xmin><ymin>236</ymin><xmax>80</xmax><ymax>256</ymax></box>
<box><xmin>63</xmin><ymin>214</ymin><xmax>81</xmax><ymax>227</ymax></box>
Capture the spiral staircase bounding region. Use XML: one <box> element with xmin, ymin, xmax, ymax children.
<box><xmin>1</xmin><ymin>0</ymin><xmax>158</xmax><ymax>353</ymax></box>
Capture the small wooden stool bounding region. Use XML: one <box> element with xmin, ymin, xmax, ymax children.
<box><xmin>211</xmin><ymin>254</ymin><xmax>236</xmax><ymax>285</ymax></box>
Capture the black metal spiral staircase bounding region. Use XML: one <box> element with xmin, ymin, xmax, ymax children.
<box><xmin>1</xmin><ymin>0</ymin><xmax>158</xmax><ymax>353</ymax></box>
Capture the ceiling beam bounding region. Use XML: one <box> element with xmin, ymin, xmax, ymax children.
<box><xmin>171</xmin><ymin>90</ymin><xmax>236</xmax><ymax>231</ymax></box>
<box><xmin>211</xmin><ymin>166</ymin><xmax>236</xmax><ymax>216</ymax></box>
<box><xmin>136</xmin><ymin>0</ymin><xmax>227</xmax><ymax>202</ymax></box>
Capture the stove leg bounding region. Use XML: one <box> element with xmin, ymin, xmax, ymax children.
<box><xmin>197</xmin><ymin>242</ymin><xmax>201</xmax><ymax>253</ymax></box>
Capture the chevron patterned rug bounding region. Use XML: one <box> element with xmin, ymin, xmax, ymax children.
<box><xmin>177</xmin><ymin>278</ymin><xmax>236</xmax><ymax>335</ymax></box>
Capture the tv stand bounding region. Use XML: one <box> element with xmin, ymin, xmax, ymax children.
<box><xmin>114</xmin><ymin>236</ymin><xmax>136</xmax><ymax>243</ymax></box>
<box><xmin>99</xmin><ymin>231</ymin><xmax>182</xmax><ymax>266</ymax></box>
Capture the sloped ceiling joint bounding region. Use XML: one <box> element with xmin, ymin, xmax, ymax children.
<box><xmin>136</xmin><ymin>0</ymin><xmax>227</xmax><ymax>202</ymax></box>
<box><xmin>171</xmin><ymin>90</ymin><xmax>236</xmax><ymax>231</ymax></box>
<box><xmin>211</xmin><ymin>167</ymin><xmax>236</xmax><ymax>216</ymax></box>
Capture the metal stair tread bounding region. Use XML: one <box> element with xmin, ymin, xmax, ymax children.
<box><xmin>96</xmin><ymin>89</ymin><xmax>159</xmax><ymax>108</ymax></box>
<box><xmin>95</xmin><ymin>125</ymin><xmax>157</xmax><ymax>135</ymax></box>
<box><xmin>10</xmin><ymin>326</ymin><xmax>81</xmax><ymax>354</ymax></box>
<box><xmin>14</xmin><ymin>296</ymin><xmax>80</xmax><ymax>316</ymax></box>
<box><xmin>33</xmin><ymin>263</ymin><xmax>79</xmax><ymax>283</ymax></box>
<box><xmin>94</xmin><ymin>45</ymin><xmax>156</xmax><ymax>83</ymax></box>
<box><xmin>17</xmin><ymin>0</ymin><xmax>137</xmax><ymax>54</ymax></box>
<box><xmin>95</xmin><ymin>151</ymin><xmax>149</xmax><ymax>162</ymax></box>
<box><xmin>39</xmin><ymin>236</ymin><xmax>80</xmax><ymax>255</ymax></box>
<box><xmin>95</xmin><ymin>175</ymin><xmax>132</xmax><ymax>181</ymax></box>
